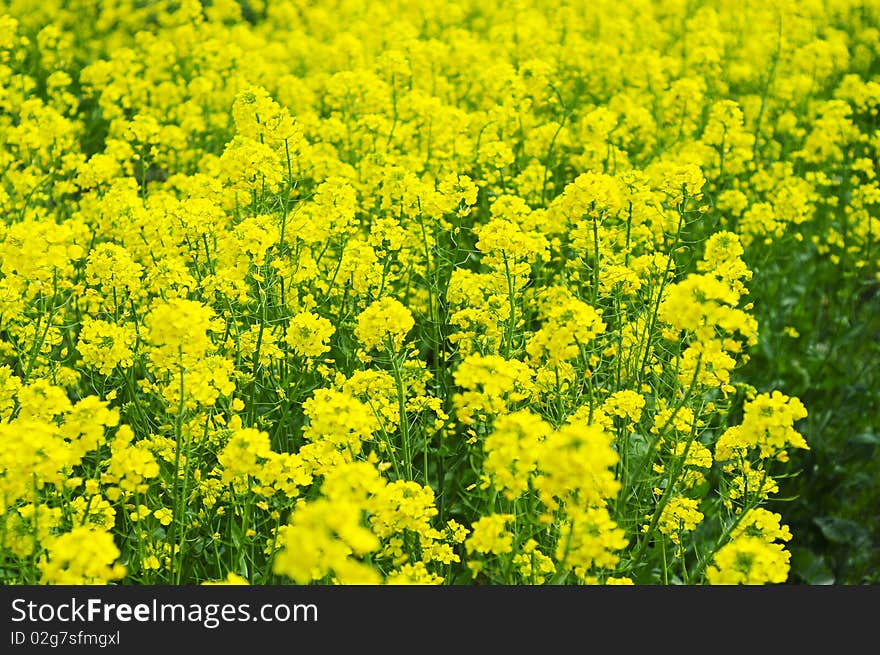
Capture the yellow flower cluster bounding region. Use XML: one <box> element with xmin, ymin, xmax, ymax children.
<box><xmin>38</xmin><ymin>526</ymin><xmax>126</xmax><ymax>585</ymax></box>
<box><xmin>7</xmin><ymin>0</ymin><xmax>868</xmax><ymax>586</ymax></box>
<box><xmin>707</xmin><ymin>508</ymin><xmax>795</xmax><ymax>586</ymax></box>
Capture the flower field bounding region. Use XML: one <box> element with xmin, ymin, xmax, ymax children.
<box><xmin>1</xmin><ymin>0</ymin><xmax>878</xmax><ymax>585</ymax></box>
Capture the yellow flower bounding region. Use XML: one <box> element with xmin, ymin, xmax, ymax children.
<box><xmin>38</xmin><ymin>527</ymin><xmax>126</xmax><ymax>585</ymax></box>
<box><xmin>202</xmin><ymin>572</ymin><xmax>250</xmax><ymax>585</ymax></box>
<box><xmin>603</xmin><ymin>390</ymin><xmax>646</xmax><ymax>424</ymax></box>
<box><xmin>285</xmin><ymin>311</ymin><xmax>335</xmax><ymax>358</ymax></box>
<box><xmin>715</xmin><ymin>391</ymin><xmax>809</xmax><ymax>462</ymax></box>
<box><xmin>657</xmin><ymin>497</ymin><xmax>705</xmax><ymax>545</ymax></box>
<box><xmin>355</xmin><ymin>297</ymin><xmax>415</xmax><ymax>352</ymax></box>
<box><xmin>153</xmin><ymin>508</ymin><xmax>174</xmax><ymax>526</ymax></box>
<box><xmin>466</xmin><ymin>514</ymin><xmax>514</xmax><ymax>555</ymax></box>
<box><xmin>706</xmin><ymin>536</ymin><xmax>791</xmax><ymax>585</ymax></box>
<box><xmin>77</xmin><ymin>319</ymin><xmax>137</xmax><ymax>375</ymax></box>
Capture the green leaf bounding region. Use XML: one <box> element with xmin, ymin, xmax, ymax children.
<box><xmin>849</xmin><ymin>431</ymin><xmax>880</xmax><ymax>446</ymax></box>
<box><xmin>237</xmin><ymin>554</ymin><xmax>249</xmax><ymax>581</ymax></box>
<box><xmin>813</xmin><ymin>516</ymin><xmax>869</xmax><ymax>545</ymax></box>
<box><xmin>790</xmin><ymin>548</ymin><xmax>835</xmax><ymax>585</ymax></box>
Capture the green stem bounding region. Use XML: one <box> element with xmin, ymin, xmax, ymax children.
<box><xmin>168</xmin><ymin>364</ymin><xmax>187</xmax><ymax>583</ymax></box>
